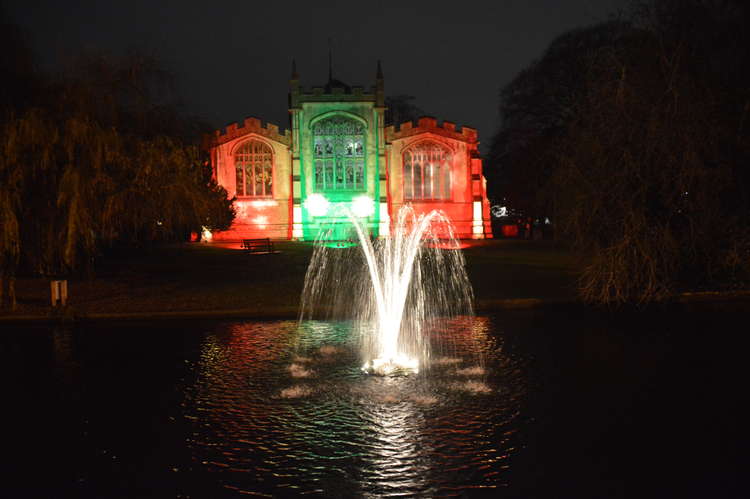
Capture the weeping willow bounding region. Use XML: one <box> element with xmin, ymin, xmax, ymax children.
<box><xmin>0</xmin><ymin>108</ymin><xmax>232</xmax><ymax>310</ymax></box>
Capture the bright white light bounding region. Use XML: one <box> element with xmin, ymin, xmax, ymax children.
<box><xmin>491</xmin><ymin>205</ymin><xmax>507</xmax><ymax>218</ymax></box>
<box><xmin>351</xmin><ymin>195</ymin><xmax>375</xmax><ymax>218</ymax></box>
<box><xmin>363</xmin><ymin>356</ymin><xmax>420</xmax><ymax>375</ymax></box>
<box><xmin>249</xmin><ymin>199</ymin><xmax>277</xmax><ymax>208</ymax></box>
<box><xmin>304</xmin><ymin>194</ymin><xmax>330</xmax><ymax>217</ymax></box>
<box><xmin>234</xmin><ymin>201</ymin><xmax>250</xmax><ymax>219</ymax></box>
<box><xmin>201</xmin><ymin>226</ymin><xmax>213</xmax><ymax>241</ymax></box>
<box><xmin>252</xmin><ymin>215</ymin><xmax>269</xmax><ymax>229</ymax></box>
<box><xmin>379</xmin><ymin>202</ymin><xmax>390</xmax><ymax>235</ymax></box>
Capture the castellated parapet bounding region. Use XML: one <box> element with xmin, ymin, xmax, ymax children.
<box><xmin>294</xmin><ymin>86</ymin><xmax>377</xmax><ymax>104</ymax></box>
<box><xmin>385</xmin><ymin>116</ymin><xmax>478</xmax><ymax>143</ymax></box>
<box><xmin>211</xmin><ymin>117</ymin><xmax>291</xmax><ymax>147</ymax></box>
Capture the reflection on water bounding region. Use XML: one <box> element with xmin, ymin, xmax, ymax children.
<box><xmin>180</xmin><ymin>317</ymin><xmax>524</xmax><ymax>497</ymax></box>
<box><xmin>4</xmin><ymin>305</ymin><xmax>749</xmax><ymax>498</ymax></box>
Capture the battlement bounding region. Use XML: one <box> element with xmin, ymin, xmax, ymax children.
<box><xmin>210</xmin><ymin>117</ymin><xmax>291</xmax><ymax>147</ymax></box>
<box><xmin>296</xmin><ymin>85</ymin><xmax>377</xmax><ymax>103</ymax></box>
<box><xmin>385</xmin><ymin>116</ymin><xmax>478</xmax><ymax>143</ymax></box>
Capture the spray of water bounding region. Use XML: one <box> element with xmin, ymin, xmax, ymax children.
<box><xmin>299</xmin><ymin>206</ymin><xmax>474</xmax><ymax>375</ymax></box>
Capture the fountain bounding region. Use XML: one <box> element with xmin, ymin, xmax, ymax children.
<box><xmin>299</xmin><ymin>205</ymin><xmax>474</xmax><ymax>375</ymax></box>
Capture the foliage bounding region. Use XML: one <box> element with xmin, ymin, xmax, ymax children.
<box><xmin>0</xmin><ymin>47</ymin><xmax>234</xmax><ymax>309</ymax></box>
<box><xmin>385</xmin><ymin>95</ymin><xmax>426</xmax><ymax>127</ymax></box>
<box><xmin>486</xmin><ymin>21</ymin><xmax>632</xmax><ymax>212</ymax></box>
<box><xmin>488</xmin><ymin>0</ymin><xmax>750</xmax><ymax>304</ymax></box>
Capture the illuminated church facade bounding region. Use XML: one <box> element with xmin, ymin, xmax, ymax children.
<box><xmin>206</xmin><ymin>62</ymin><xmax>492</xmax><ymax>241</ymax></box>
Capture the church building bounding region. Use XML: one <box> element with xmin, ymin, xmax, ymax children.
<box><xmin>206</xmin><ymin>62</ymin><xmax>493</xmax><ymax>241</ymax></box>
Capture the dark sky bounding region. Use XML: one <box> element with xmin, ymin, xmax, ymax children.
<box><xmin>6</xmin><ymin>0</ymin><xmax>625</xmax><ymax>152</ymax></box>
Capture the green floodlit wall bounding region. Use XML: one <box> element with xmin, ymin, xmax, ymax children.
<box><xmin>299</xmin><ymin>102</ymin><xmax>381</xmax><ymax>241</ymax></box>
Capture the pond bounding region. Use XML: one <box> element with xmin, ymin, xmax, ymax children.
<box><xmin>1</xmin><ymin>304</ymin><xmax>747</xmax><ymax>498</ymax></box>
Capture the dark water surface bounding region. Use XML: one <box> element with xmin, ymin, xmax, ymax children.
<box><xmin>1</xmin><ymin>304</ymin><xmax>748</xmax><ymax>498</ymax></box>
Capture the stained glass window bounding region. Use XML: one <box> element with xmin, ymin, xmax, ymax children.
<box><xmin>235</xmin><ymin>140</ymin><xmax>273</xmax><ymax>197</ymax></box>
<box><xmin>313</xmin><ymin>116</ymin><xmax>365</xmax><ymax>191</ymax></box>
<box><xmin>403</xmin><ymin>142</ymin><xmax>452</xmax><ymax>200</ymax></box>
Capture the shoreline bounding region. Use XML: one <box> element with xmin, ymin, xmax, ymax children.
<box><xmin>2</xmin><ymin>290</ymin><xmax>748</xmax><ymax>325</ymax></box>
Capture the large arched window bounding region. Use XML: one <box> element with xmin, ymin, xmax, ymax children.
<box><xmin>235</xmin><ymin>140</ymin><xmax>273</xmax><ymax>197</ymax></box>
<box><xmin>313</xmin><ymin>116</ymin><xmax>365</xmax><ymax>191</ymax></box>
<box><xmin>403</xmin><ymin>142</ymin><xmax>452</xmax><ymax>200</ymax></box>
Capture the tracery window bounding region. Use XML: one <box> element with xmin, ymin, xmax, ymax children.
<box><xmin>313</xmin><ymin>116</ymin><xmax>365</xmax><ymax>191</ymax></box>
<box><xmin>403</xmin><ymin>142</ymin><xmax>452</xmax><ymax>200</ymax></box>
<box><xmin>235</xmin><ymin>140</ymin><xmax>273</xmax><ymax>197</ymax></box>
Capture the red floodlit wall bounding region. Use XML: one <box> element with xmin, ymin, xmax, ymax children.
<box><xmin>208</xmin><ymin>119</ymin><xmax>292</xmax><ymax>240</ymax></box>
<box><xmin>385</xmin><ymin>118</ymin><xmax>491</xmax><ymax>239</ymax></box>
<box><xmin>206</xmin><ymin>114</ymin><xmax>493</xmax><ymax>241</ymax></box>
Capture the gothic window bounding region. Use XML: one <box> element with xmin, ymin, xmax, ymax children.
<box><xmin>235</xmin><ymin>140</ymin><xmax>273</xmax><ymax>197</ymax></box>
<box><xmin>403</xmin><ymin>142</ymin><xmax>452</xmax><ymax>200</ymax></box>
<box><xmin>312</xmin><ymin>116</ymin><xmax>365</xmax><ymax>191</ymax></box>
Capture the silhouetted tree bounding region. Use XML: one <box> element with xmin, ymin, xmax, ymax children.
<box><xmin>486</xmin><ymin>20</ymin><xmax>632</xmax><ymax>213</ymax></box>
<box><xmin>0</xmin><ymin>43</ymin><xmax>234</xmax><ymax>309</ymax></box>
<box><xmin>489</xmin><ymin>0</ymin><xmax>750</xmax><ymax>304</ymax></box>
<box><xmin>0</xmin><ymin>6</ymin><xmax>36</xmax><ymax>308</ymax></box>
<box><xmin>385</xmin><ymin>95</ymin><xmax>425</xmax><ymax>127</ymax></box>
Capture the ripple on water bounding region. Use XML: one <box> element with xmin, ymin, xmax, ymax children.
<box><xmin>455</xmin><ymin>366</ymin><xmax>486</xmax><ymax>376</ymax></box>
<box><xmin>319</xmin><ymin>345</ymin><xmax>340</xmax><ymax>355</ymax></box>
<box><xmin>409</xmin><ymin>394</ymin><xmax>439</xmax><ymax>406</ymax></box>
<box><xmin>280</xmin><ymin>385</ymin><xmax>314</xmax><ymax>399</ymax></box>
<box><xmin>287</xmin><ymin>363</ymin><xmax>315</xmax><ymax>378</ymax></box>
<box><xmin>431</xmin><ymin>356</ymin><xmax>462</xmax><ymax>366</ymax></box>
<box><xmin>450</xmin><ymin>380</ymin><xmax>493</xmax><ymax>394</ymax></box>
<box><xmin>179</xmin><ymin>318</ymin><xmax>525</xmax><ymax>497</ymax></box>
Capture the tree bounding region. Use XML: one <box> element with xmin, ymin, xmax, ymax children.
<box><xmin>556</xmin><ymin>1</ymin><xmax>750</xmax><ymax>303</ymax></box>
<box><xmin>489</xmin><ymin>0</ymin><xmax>750</xmax><ymax>304</ymax></box>
<box><xmin>0</xmin><ymin>5</ymin><xmax>38</xmax><ymax>307</ymax></box>
<box><xmin>385</xmin><ymin>95</ymin><xmax>426</xmax><ymax>127</ymax></box>
<box><xmin>0</xmin><ymin>47</ymin><xmax>234</xmax><ymax>310</ymax></box>
<box><xmin>486</xmin><ymin>20</ymin><xmax>632</xmax><ymax>213</ymax></box>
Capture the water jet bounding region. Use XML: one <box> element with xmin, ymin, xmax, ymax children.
<box><xmin>300</xmin><ymin>206</ymin><xmax>474</xmax><ymax>375</ymax></box>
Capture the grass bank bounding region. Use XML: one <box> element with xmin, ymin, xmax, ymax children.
<box><xmin>1</xmin><ymin>239</ymin><xmax>580</xmax><ymax>321</ymax></box>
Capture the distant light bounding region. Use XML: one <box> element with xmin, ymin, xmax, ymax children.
<box><xmin>491</xmin><ymin>205</ymin><xmax>507</xmax><ymax>218</ymax></box>
<box><xmin>304</xmin><ymin>194</ymin><xmax>329</xmax><ymax>217</ymax></box>
<box><xmin>201</xmin><ymin>226</ymin><xmax>213</xmax><ymax>241</ymax></box>
<box><xmin>156</xmin><ymin>220</ymin><xmax>163</xmax><ymax>226</ymax></box>
<box><xmin>351</xmin><ymin>195</ymin><xmax>374</xmax><ymax>218</ymax></box>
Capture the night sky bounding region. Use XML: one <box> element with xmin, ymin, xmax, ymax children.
<box><xmin>7</xmin><ymin>0</ymin><xmax>625</xmax><ymax>152</ymax></box>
